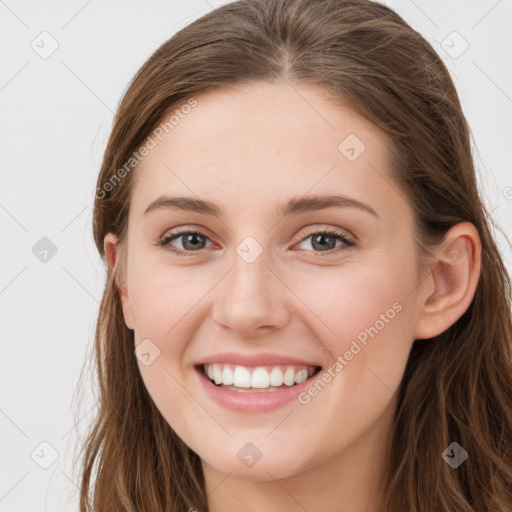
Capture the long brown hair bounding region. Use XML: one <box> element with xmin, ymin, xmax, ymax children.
<box><xmin>77</xmin><ymin>0</ymin><xmax>512</xmax><ymax>510</ymax></box>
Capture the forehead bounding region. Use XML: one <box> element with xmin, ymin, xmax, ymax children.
<box><xmin>130</xmin><ymin>80</ymin><xmax>401</xmax><ymax>222</ymax></box>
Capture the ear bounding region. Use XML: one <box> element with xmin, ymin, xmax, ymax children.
<box><xmin>103</xmin><ymin>232</ymin><xmax>135</xmax><ymax>330</ymax></box>
<box><xmin>413</xmin><ymin>222</ymin><xmax>482</xmax><ymax>340</ymax></box>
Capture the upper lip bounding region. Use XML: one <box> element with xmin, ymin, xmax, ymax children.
<box><xmin>195</xmin><ymin>352</ymin><xmax>322</xmax><ymax>368</ymax></box>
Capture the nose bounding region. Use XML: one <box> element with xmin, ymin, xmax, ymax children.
<box><xmin>211</xmin><ymin>248</ymin><xmax>291</xmax><ymax>338</ymax></box>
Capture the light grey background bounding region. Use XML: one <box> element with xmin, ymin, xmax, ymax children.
<box><xmin>1</xmin><ymin>1</ymin><xmax>511</xmax><ymax>510</ymax></box>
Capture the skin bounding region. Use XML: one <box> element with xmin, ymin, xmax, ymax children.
<box><xmin>104</xmin><ymin>80</ymin><xmax>481</xmax><ymax>512</ymax></box>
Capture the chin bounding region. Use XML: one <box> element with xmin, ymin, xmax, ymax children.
<box><xmin>202</xmin><ymin>452</ymin><xmax>310</xmax><ymax>482</ymax></box>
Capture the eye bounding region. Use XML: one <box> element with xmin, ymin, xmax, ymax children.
<box><xmin>294</xmin><ymin>228</ymin><xmax>354</xmax><ymax>255</ymax></box>
<box><xmin>157</xmin><ymin>229</ymin><xmax>213</xmax><ymax>255</ymax></box>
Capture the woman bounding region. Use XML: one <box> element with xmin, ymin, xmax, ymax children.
<box><xmin>78</xmin><ymin>0</ymin><xmax>512</xmax><ymax>510</ymax></box>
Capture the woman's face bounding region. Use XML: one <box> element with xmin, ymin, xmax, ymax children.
<box><xmin>105</xmin><ymin>81</ymin><xmax>431</xmax><ymax>482</ymax></box>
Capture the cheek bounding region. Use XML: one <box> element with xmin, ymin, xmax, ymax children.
<box><xmin>129</xmin><ymin>266</ymin><xmax>204</xmax><ymax>430</ymax></box>
<box><xmin>287</xmin><ymin>261</ymin><xmax>414</xmax><ymax>433</ymax></box>
<box><xmin>129</xmin><ymin>263</ymin><xmax>204</xmax><ymax>339</ymax></box>
<box><xmin>288</xmin><ymin>254</ymin><xmax>416</xmax><ymax>367</ymax></box>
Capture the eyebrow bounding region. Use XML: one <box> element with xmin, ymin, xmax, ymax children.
<box><xmin>143</xmin><ymin>194</ymin><xmax>380</xmax><ymax>219</ymax></box>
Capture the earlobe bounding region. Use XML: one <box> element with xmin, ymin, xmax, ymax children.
<box><xmin>413</xmin><ymin>222</ymin><xmax>481</xmax><ymax>340</ymax></box>
<box><xmin>103</xmin><ymin>232</ymin><xmax>135</xmax><ymax>331</ymax></box>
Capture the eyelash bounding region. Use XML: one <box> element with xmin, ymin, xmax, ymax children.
<box><xmin>157</xmin><ymin>228</ymin><xmax>355</xmax><ymax>257</ymax></box>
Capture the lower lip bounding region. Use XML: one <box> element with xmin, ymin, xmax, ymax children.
<box><xmin>194</xmin><ymin>366</ymin><xmax>320</xmax><ymax>413</ymax></box>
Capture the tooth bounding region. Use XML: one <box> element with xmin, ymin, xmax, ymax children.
<box><xmin>269</xmin><ymin>367</ymin><xmax>284</xmax><ymax>386</ymax></box>
<box><xmin>213</xmin><ymin>364</ymin><xmax>223</xmax><ymax>385</ymax></box>
<box><xmin>222</xmin><ymin>365</ymin><xmax>234</xmax><ymax>385</ymax></box>
<box><xmin>251</xmin><ymin>367</ymin><xmax>270</xmax><ymax>388</ymax></box>
<box><xmin>233</xmin><ymin>365</ymin><xmax>252</xmax><ymax>388</ymax></box>
<box><xmin>204</xmin><ymin>363</ymin><xmax>318</xmax><ymax>388</ymax></box>
<box><xmin>294</xmin><ymin>369</ymin><xmax>309</xmax><ymax>384</ymax></box>
<box><xmin>283</xmin><ymin>367</ymin><xmax>296</xmax><ymax>386</ymax></box>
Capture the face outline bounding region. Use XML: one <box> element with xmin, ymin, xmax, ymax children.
<box><xmin>103</xmin><ymin>80</ymin><xmax>481</xmax><ymax>504</ymax></box>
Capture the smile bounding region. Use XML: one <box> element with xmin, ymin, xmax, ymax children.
<box><xmin>202</xmin><ymin>363</ymin><xmax>320</xmax><ymax>391</ymax></box>
<box><xmin>195</xmin><ymin>363</ymin><xmax>323</xmax><ymax>412</ymax></box>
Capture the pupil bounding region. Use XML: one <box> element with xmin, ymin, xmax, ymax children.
<box><xmin>312</xmin><ymin>234</ymin><xmax>334</xmax><ymax>251</ymax></box>
<box><xmin>183</xmin><ymin>233</ymin><xmax>204</xmax><ymax>250</ymax></box>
